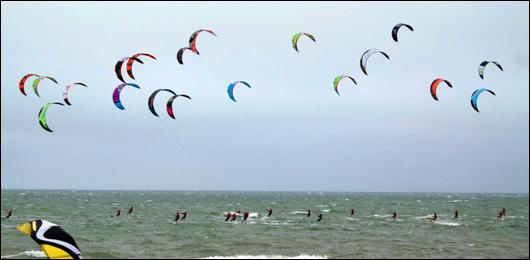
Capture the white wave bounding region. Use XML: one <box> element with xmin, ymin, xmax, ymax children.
<box><xmin>19</xmin><ymin>193</ymin><xmax>26</xmax><ymax>196</ymax></box>
<box><xmin>317</xmin><ymin>205</ymin><xmax>328</xmax><ymax>208</ymax></box>
<box><xmin>1</xmin><ymin>224</ymin><xmax>15</xmax><ymax>228</ymax></box>
<box><xmin>373</xmin><ymin>214</ymin><xmax>391</xmax><ymax>218</ymax></box>
<box><xmin>415</xmin><ymin>215</ymin><xmax>434</xmax><ymax>220</ymax></box>
<box><xmin>321</xmin><ymin>209</ymin><xmax>331</xmax><ymax>213</ymax></box>
<box><xmin>435</xmin><ymin>221</ymin><xmax>462</xmax><ymax>227</ymax></box>
<box><xmin>448</xmin><ymin>200</ymin><xmax>463</xmax><ymax>203</ymax></box>
<box><xmin>1</xmin><ymin>250</ymin><xmax>46</xmax><ymax>259</ymax></box>
<box><xmin>288</xmin><ymin>211</ymin><xmax>308</xmax><ymax>215</ymax></box>
<box><xmin>202</xmin><ymin>254</ymin><xmax>327</xmax><ymax>259</ymax></box>
<box><xmin>344</xmin><ymin>198</ymin><xmax>349</xmax><ymax>201</ymax></box>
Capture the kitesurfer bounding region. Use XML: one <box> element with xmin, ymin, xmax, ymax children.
<box><xmin>391</xmin><ymin>211</ymin><xmax>398</xmax><ymax>221</ymax></box>
<box><xmin>430</xmin><ymin>212</ymin><xmax>438</xmax><ymax>222</ymax></box>
<box><xmin>453</xmin><ymin>210</ymin><xmax>458</xmax><ymax>219</ymax></box>
<box><xmin>242</xmin><ymin>211</ymin><xmax>249</xmax><ymax>223</ymax></box>
<box><xmin>127</xmin><ymin>206</ymin><xmax>134</xmax><ymax>215</ymax></box>
<box><xmin>317</xmin><ymin>214</ymin><xmax>323</xmax><ymax>222</ymax></box>
<box><xmin>306</xmin><ymin>209</ymin><xmax>311</xmax><ymax>217</ymax></box>
<box><xmin>174</xmin><ymin>211</ymin><xmax>180</xmax><ymax>223</ymax></box>
<box><xmin>266</xmin><ymin>208</ymin><xmax>272</xmax><ymax>217</ymax></box>
<box><xmin>350</xmin><ymin>208</ymin><xmax>355</xmax><ymax>217</ymax></box>
<box><xmin>230</xmin><ymin>213</ymin><xmax>237</xmax><ymax>222</ymax></box>
<box><xmin>5</xmin><ymin>209</ymin><xmax>12</xmax><ymax>219</ymax></box>
<box><xmin>225</xmin><ymin>212</ymin><xmax>231</xmax><ymax>221</ymax></box>
<box><xmin>116</xmin><ymin>209</ymin><xmax>121</xmax><ymax>217</ymax></box>
<box><xmin>497</xmin><ymin>208</ymin><xmax>506</xmax><ymax>220</ymax></box>
<box><xmin>182</xmin><ymin>211</ymin><xmax>188</xmax><ymax>220</ymax></box>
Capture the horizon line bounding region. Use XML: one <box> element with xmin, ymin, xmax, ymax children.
<box><xmin>1</xmin><ymin>188</ymin><xmax>528</xmax><ymax>195</ymax></box>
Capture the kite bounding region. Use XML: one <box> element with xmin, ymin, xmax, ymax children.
<box><xmin>333</xmin><ymin>75</ymin><xmax>357</xmax><ymax>96</ymax></box>
<box><xmin>115</xmin><ymin>57</ymin><xmax>143</xmax><ymax>83</ymax></box>
<box><xmin>32</xmin><ymin>76</ymin><xmax>58</xmax><ymax>97</ymax></box>
<box><xmin>292</xmin><ymin>32</ymin><xmax>316</xmax><ymax>52</ymax></box>
<box><xmin>166</xmin><ymin>94</ymin><xmax>192</xmax><ymax>119</ymax></box>
<box><xmin>360</xmin><ymin>49</ymin><xmax>390</xmax><ymax>75</ymax></box>
<box><xmin>392</xmin><ymin>23</ymin><xmax>414</xmax><ymax>42</ymax></box>
<box><xmin>478</xmin><ymin>61</ymin><xmax>503</xmax><ymax>79</ymax></box>
<box><xmin>112</xmin><ymin>83</ymin><xmax>141</xmax><ymax>110</ymax></box>
<box><xmin>63</xmin><ymin>82</ymin><xmax>88</xmax><ymax>106</ymax></box>
<box><xmin>189</xmin><ymin>29</ymin><xmax>217</xmax><ymax>53</ymax></box>
<box><xmin>38</xmin><ymin>102</ymin><xmax>64</xmax><ymax>132</ymax></box>
<box><xmin>176</xmin><ymin>47</ymin><xmax>199</xmax><ymax>65</ymax></box>
<box><xmin>430</xmin><ymin>78</ymin><xmax>453</xmax><ymax>101</ymax></box>
<box><xmin>19</xmin><ymin>73</ymin><xmax>40</xmax><ymax>96</ymax></box>
<box><xmin>17</xmin><ymin>219</ymin><xmax>82</xmax><ymax>259</ymax></box>
<box><xmin>126</xmin><ymin>53</ymin><xmax>156</xmax><ymax>80</ymax></box>
<box><xmin>227</xmin><ymin>81</ymin><xmax>252</xmax><ymax>102</ymax></box>
<box><xmin>471</xmin><ymin>88</ymin><xmax>496</xmax><ymax>112</ymax></box>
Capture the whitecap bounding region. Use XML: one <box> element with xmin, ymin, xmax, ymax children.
<box><xmin>1</xmin><ymin>250</ymin><xmax>46</xmax><ymax>259</ymax></box>
<box><xmin>202</xmin><ymin>254</ymin><xmax>327</xmax><ymax>259</ymax></box>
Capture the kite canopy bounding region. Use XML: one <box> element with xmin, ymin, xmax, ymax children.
<box><xmin>189</xmin><ymin>29</ymin><xmax>217</xmax><ymax>53</ymax></box>
<box><xmin>292</xmin><ymin>32</ymin><xmax>316</xmax><ymax>52</ymax></box>
<box><xmin>227</xmin><ymin>81</ymin><xmax>252</xmax><ymax>102</ymax></box>
<box><xmin>471</xmin><ymin>88</ymin><xmax>496</xmax><ymax>112</ymax></box>
<box><xmin>360</xmin><ymin>49</ymin><xmax>390</xmax><ymax>75</ymax></box>
<box><xmin>38</xmin><ymin>102</ymin><xmax>64</xmax><ymax>132</ymax></box>
<box><xmin>63</xmin><ymin>82</ymin><xmax>88</xmax><ymax>106</ymax></box>
<box><xmin>392</xmin><ymin>23</ymin><xmax>414</xmax><ymax>42</ymax></box>
<box><xmin>115</xmin><ymin>57</ymin><xmax>143</xmax><ymax>83</ymax></box>
<box><xmin>17</xmin><ymin>219</ymin><xmax>82</xmax><ymax>259</ymax></box>
<box><xmin>478</xmin><ymin>61</ymin><xmax>503</xmax><ymax>79</ymax></box>
<box><xmin>32</xmin><ymin>76</ymin><xmax>58</xmax><ymax>97</ymax></box>
<box><xmin>19</xmin><ymin>73</ymin><xmax>40</xmax><ymax>96</ymax></box>
<box><xmin>112</xmin><ymin>83</ymin><xmax>141</xmax><ymax>110</ymax></box>
<box><xmin>333</xmin><ymin>75</ymin><xmax>357</xmax><ymax>96</ymax></box>
<box><xmin>430</xmin><ymin>78</ymin><xmax>453</xmax><ymax>101</ymax></box>
<box><xmin>126</xmin><ymin>53</ymin><xmax>157</xmax><ymax>80</ymax></box>
<box><xmin>176</xmin><ymin>47</ymin><xmax>199</xmax><ymax>65</ymax></box>
<box><xmin>166</xmin><ymin>94</ymin><xmax>192</xmax><ymax>119</ymax></box>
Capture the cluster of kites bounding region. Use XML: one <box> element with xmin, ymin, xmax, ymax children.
<box><xmin>18</xmin><ymin>73</ymin><xmax>87</xmax><ymax>132</ymax></box>
<box><xmin>20</xmin><ymin>24</ymin><xmax>504</xmax><ymax>132</ymax></box>
<box><xmin>294</xmin><ymin>23</ymin><xmax>503</xmax><ymax>112</ymax></box>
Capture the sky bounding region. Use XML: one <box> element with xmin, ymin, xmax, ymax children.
<box><xmin>1</xmin><ymin>2</ymin><xmax>528</xmax><ymax>193</ymax></box>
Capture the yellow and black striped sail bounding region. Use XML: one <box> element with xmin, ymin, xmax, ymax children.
<box><xmin>16</xmin><ymin>220</ymin><xmax>82</xmax><ymax>259</ymax></box>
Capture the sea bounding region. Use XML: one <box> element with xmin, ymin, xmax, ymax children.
<box><xmin>1</xmin><ymin>190</ymin><xmax>528</xmax><ymax>259</ymax></box>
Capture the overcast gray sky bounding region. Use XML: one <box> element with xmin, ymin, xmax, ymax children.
<box><xmin>1</xmin><ymin>2</ymin><xmax>528</xmax><ymax>192</ymax></box>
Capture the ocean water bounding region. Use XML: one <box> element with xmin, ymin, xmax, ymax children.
<box><xmin>1</xmin><ymin>191</ymin><xmax>528</xmax><ymax>259</ymax></box>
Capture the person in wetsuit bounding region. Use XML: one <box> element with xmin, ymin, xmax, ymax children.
<box><xmin>181</xmin><ymin>211</ymin><xmax>188</xmax><ymax>221</ymax></box>
<box><xmin>174</xmin><ymin>211</ymin><xmax>180</xmax><ymax>223</ymax></box>
<box><xmin>266</xmin><ymin>208</ymin><xmax>272</xmax><ymax>217</ymax></box>
<box><xmin>5</xmin><ymin>209</ymin><xmax>12</xmax><ymax>219</ymax></box>
<box><xmin>317</xmin><ymin>214</ymin><xmax>323</xmax><ymax>222</ymax></box>
<box><xmin>242</xmin><ymin>211</ymin><xmax>249</xmax><ymax>223</ymax></box>
<box><xmin>391</xmin><ymin>211</ymin><xmax>397</xmax><ymax>221</ymax></box>
<box><xmin>127</xmin><ymin>206</ymin><xmax>134</xmax><ymax>215</ymax></box>
<box><xmin>306</xmin><ymin>209</ymin><xmax>311</xmax><ymax>217</ymax></box>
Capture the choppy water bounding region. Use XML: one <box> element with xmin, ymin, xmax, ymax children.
<box><xmin>1</xmin><ymin>190</ymin><xmax>528</xmax><ymax>259</ymax></box>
